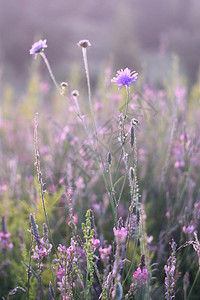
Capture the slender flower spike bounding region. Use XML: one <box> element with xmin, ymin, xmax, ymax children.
<box><xmin>111</xmin><ymin>68</ymin><xmax>138</xmax><ymax>89</ymax></box>
<box><xmin>29</xmin><ymin>39</ymin><xmax>47</xmax><ymax>59</ymax></box>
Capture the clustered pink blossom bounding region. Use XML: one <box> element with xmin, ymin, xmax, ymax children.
<box><xmin>0</xmin><ymin>232</ymin><xmax>13</xmax><ymax>250</ymax></box>
<box><xmin>91</xmin><ymin>238</ymin><xmax>100</xmax><ymax>252</ymax></box>
<box><xmin>57</xmin><ymin>240</ymin><xmax>77</xmax><ymax>299</ymax></box>
<box><xmin>183</xmin><ymin>225</ymin><xmax>195</xmax><ymax>234</ymax></box>
<box><xmin>132</xmin><ymin>267</ymin><xmax>148</xmax><ymax>286</ymax></box>
<box><xmin>164</xmin><ymin>239</ymin><xmax>177</xmax><ymax>300</ymax></box>
<box><xmin>32</xmin><ymin>237</ymin><xmax>52</xmax><ymax>260</ymax></box>
<box><xmin>113</xmin><ymin>226</ymin><xmax>127</xmax><ymax>244</ymax></box>
<box><xmin>174</xmin><ymin>160</ymin><xmax>185</xmax><ymax>169</ymax></box>
<box><xmin>0</xmin><ymin>216</ymin><xmax>13</xmax><ymax>252</ymax></box>
<box><xmin>99</xmin><ymin>245</ymin><xmax>112</xmax><ymax>264</ymax></box>
<box><xmin>126</xmin><ymin>254</ymin><xmax>148</xmax><ymax>298</ymax></box>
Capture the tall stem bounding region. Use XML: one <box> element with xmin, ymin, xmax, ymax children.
<box><xmin>82</xmin><ymin>48</ymin><xmax>97</xmax><ymax>138</ymax></box>
<box><xmin>34</xmin><ymin>114</ymin><xmax>61</xmax><ymax>264</ymax></box>
<box><xmin>40</xmin><ymin>53</ymin><xmax>60</xmax><ymax>92</ymax></box>
<box><xmin>125</xmin><ymin>86</ymin><xmax>130</xmax><ymax>116</ymax></box>
<box><xmin>187</xmin><ymin>269</ymin><xmax>199</xmax><ymax>300</ymax></box>
<box><xmin>39</xmin><ymin>53</ymin><xmax>117</xmax><ymax>224</ymax></box>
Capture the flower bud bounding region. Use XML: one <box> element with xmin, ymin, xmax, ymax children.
<box><xmin>77</xmin><ymin>40</ymin><xmax>91</xmax><ymax>48</ymax></box>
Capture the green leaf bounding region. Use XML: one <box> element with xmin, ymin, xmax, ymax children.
<box><xmin>22</xmin><ymin>261</ymin><xmax>41</xmax><ymax>283</ymax></box>
<box><xmin>114</xmin><ymin>176</ymin><xmax>125</xmax><ymax>187</ymax></box>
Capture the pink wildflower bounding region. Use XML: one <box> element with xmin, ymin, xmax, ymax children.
<box><xmin>32</xmin><ymin>238</ymin><xmax>52</xmax><ymax>260</ymax></box>
<box><xmin>183</xmin><ymin>225</ymin><xmax>195</xmax><ymax>234</ymax></box>
<box><xmin>133</xmin><ymin>267</ymin><xmax>148</xmax><ymax>285</ymax></box>
<box><xmin>99</xmin><ymin>245</ymin><xmax>112</xmax><ymax>264</ymax></box>
<box><xmin>113</xmin><ymin>226</ymin><xmax>127</xmax><ymax>244</ymax></box>
<box><xmin>91</xmin><ymin>238</ymin><xmax>100</xmax><ymax>252</ymax></box>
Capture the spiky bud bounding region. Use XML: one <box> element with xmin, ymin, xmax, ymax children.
<box><xmin>1</xmin><ymin>215</ymin><xmax>6</xmax><ymax>234</ymax></box>
<box><xmin>43</xmin><ymin>223</ymin><xmax>48</xmax><ymax>239</ymax></box>
<box><xmin>130</xmin><ymin>125</ymin><xmax>134</xmax><ymax>147</ymax></box>
<box><xmin>107</xmin><ymin>152</ymin><xmax>112</xmax><ymax>165</ymax></box>
<box><xmin>139</xmin><ymin>254</ymin><xmax>146</xmax><ymax>271</ymax></box>
<box><xmin>118</xmin><ymin>217</ymin><xmax>124</xmax><ymax>230</ymax></box>
<box><xmin>30</xmin><ymin>214</ymin><xmax>41</xmax><ymax>246</ymax></box>
<box><xmin>129</xmin><ymin>167</ymin><xmax>135</xmax><ymax>182</ymax></box>
<box><xmin>49</xmin><ymin>281</ymin><xmax>55</xmax><ymax>300</ymax></box>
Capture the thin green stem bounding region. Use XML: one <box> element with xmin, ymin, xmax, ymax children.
<box><xmin>26</xmin><ymin>236</ymin><xmax>33</xmax><ymax>300</ymax></box>
<box><xmin>40</xmin><ymin>53</ymin><xmax>60</xmax><ymax>92</ymax></box>
<box><xmin>114</xmin><ymin>86</ymin><xmax>130</xmax><ymax>181</ymax></box>
<box><xmin>39</xmin><ymin>53</ymin><xmax>117</xmax><ymax>224</ymax></box>
<box><xmin>108</xmin><ymin>164</ymin><xmax>117</xmax><ymax>208</ymax></box>
<box><xmin>75</xmin><ymin>100</ymin><xmax>117</xmax><ymax>224</ymax></box>
<box><xmin>125</xmin><ymin>86</ymin><xmax>130</xmax><ymax>116</ymax></box>
<box><xmin>82</xmin><ymin>48</ymin><xmax>97</xmax><ymax>138</ymax></box>
<box><xmin>117</xmin><ymin>155</ymin><xmax>131</xmax><ymax>207</ymax></box>
<box><xmin>34</xmin><ymin>114</ymin><xmax>61</xmax><ymax>265</ymax></box>
<box><xmin>187</xmin><ymin>269</ymin><xmax>199</xmax><ymax>300</ymax></box>
<box><xmin>47</xmin><ymin>255</ymin><xmax>56</xmax><ymax>300</ymax></box>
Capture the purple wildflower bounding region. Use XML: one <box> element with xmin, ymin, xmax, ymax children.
<box><xmin>29</xmin><ymin>39</ymin><xmax>47</xmax><ymax>59</ymax></box>
<box><xmin>183</xmin><ymin>225</ymin><xmax>195</xmax><ymax>234</ymax></box>
<box><xmin>113</xmin><ymin>226</ymin><xmax>127</xmax><ymax>244</ymax></box>
<box><xmin>111</xmin><ymin>68</ymin><xmax>138</xmax><ymax>89</ymax></box>
<box><xmin>0</xmin><ymin>216</ymin><xmax>13</xmax><ymax>252</ymax></box>
<box><xmin>91</xmin><ymin>238</ymin><xmax>100</xmax><ymax>252</ymax></box>
<box><xmin>0</xmin><ymin>232</ymin><xmax>13</xmax><ymax>250</ymax></box>
<box><xmin>126</xmin><ymin>254</ymin><xmax>148</xmax><ymax>298</ymax></box>
<box><xmin>164</xmin><ymin>239</ymin><xmax>177</xmax><ymax>300</ymax></box>
<box><xmin>132</xmin><ymin>267</ymin><xmax>148</xmax><ymax>286</ymax></box>
<box><xmin>99</xmin><ymin>245</ymin><xmax>112</xmax><ymax>265</ymax></box>
<box><xmin>133</xmin><ymin>254</ymin><xmax>148</xmax><ymax>286</ymax></box>
<box><xmin>56</xmin><ymin>239</ymin><xmax>77</xmax><ymax>299</ymax></box>
<box><xmin>32</xmin><ymin>237</ymin><xmax>52</xmax><ymax>260</ymax></box>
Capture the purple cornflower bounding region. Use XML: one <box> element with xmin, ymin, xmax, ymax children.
<box><xmin>111</xmin><ymin>68</ymin><xmax>138</xmax><ymax>89</ymax></box>
<box><xmin>29</xmin><ymin>39</ymin><xmax>47</xmax><ymax>59</ymax></box>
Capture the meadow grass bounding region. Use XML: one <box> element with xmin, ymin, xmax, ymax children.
<box><xmin>0</xmin><ymin>41</ymin><xmax>200</xmax><ymax>299</ymax></box>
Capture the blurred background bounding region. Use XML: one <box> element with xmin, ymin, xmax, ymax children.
<box><xmin>0</xmin><ymin>0</ymin><xmax>200</xmax><ymax>87</ymax></box>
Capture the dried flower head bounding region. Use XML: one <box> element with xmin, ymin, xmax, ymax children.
<box><xmin>77</xmin><ymin>40</ymin><xmax>91</xmax><ymax>48</ymax></box>
<box><xmin>60</xmin><ymin>82</ymin><xmax>68</xmax><ymax>87</ymax></box>
<box><xmin>111</xmin><ymin>68</ymin><xmax>138</xmax><ymax>90</ymax></box>
<box><xmin>29</xmin><ymin>39</ymin><xmax>47</xmax><ymax>59</ymax></box>
<box><xmin>71</xmin><ymin>90</ymin><xmax>79</xmax><ymax>97</ymax></box>
<box><xmin>107</xmin><ymin>152</ymin><xmax>112</xmax><ymax>165</ymax></box>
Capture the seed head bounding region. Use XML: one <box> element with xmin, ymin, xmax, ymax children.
<box><xmin>60</xmin><ymin>82</ymin><xmax>68</xmax><ymax>87</ymax></box>
<box><xmin>77</xmin><ymin>40</ymin><xmax>91</xmax><ymax>48</ymax></box>
<box><xmin>71</xmin><ymin>90</ymin><xmax>79</xmax><ymax>97</ymax></box>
